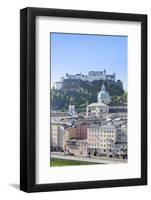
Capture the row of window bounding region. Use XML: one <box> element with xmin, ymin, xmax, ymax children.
<box><xmin>89</xmin><ymin>130</ymin><xmax>114</xmax><ymax>134</ymax></box>
<box><xmin>89</xmin><ymin>144</ymin><xmax>114</xmax><ymax>148</ymax></box>
<box><xmin>88</xmin><ymin>134</ymin><xmax>114</xmax><ymax>138</ymax></box>
<box><xmin>88</xmin><ymin>139</ymin><xmax>114</xmax><ymax>143</ymax></box>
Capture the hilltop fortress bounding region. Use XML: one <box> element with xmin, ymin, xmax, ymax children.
<box><xmin>53</xmin><ymin>69</ymin><xmax>123</xmax><ymax>91</ymax></box>
<box><xmin>65</xmin><ymin>69</ymin><xmax>115</xmax><ymax>82</ymax></box>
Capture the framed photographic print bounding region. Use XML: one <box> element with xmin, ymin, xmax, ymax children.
<box><xmin>20</xmin><ymin>7</ymin><xmax>147</xmax><ymax>192</ymax></box>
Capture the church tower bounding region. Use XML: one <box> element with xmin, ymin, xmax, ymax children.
<box><xmin>86</xmin><ymin>100</ymin><xmax>89</xmax><ymax>118</ymax></box>
<box><xmin>69</xmin><ymin>97</ymin><xmax>76</xmax><ymax>117</ymax></box>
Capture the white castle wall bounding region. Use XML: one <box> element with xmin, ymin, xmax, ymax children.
<box><xmin>65</xmin><ymin>70</ymin><xmax>115</xmax><ymax>82</ymax></box>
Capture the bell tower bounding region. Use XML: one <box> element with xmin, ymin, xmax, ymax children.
<box><xmin>69</xmin><ymin>97</ymin><xmax>76</xmax><ymax>117</ymax></box>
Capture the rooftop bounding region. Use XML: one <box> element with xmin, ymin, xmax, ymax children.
<box><xmin>109</xmin><ymin>102</ymin><xmax>127</xmax><ymax>106</ymax></box>
<box><xmin>88</xmin><ymin>102</ymin><xmax>108</xmax><ymax>107</ymax></box>
<box><xmin>89</xmin><ymin>124</ymin><xmax>116</xmax><ymax>129</ymax></box>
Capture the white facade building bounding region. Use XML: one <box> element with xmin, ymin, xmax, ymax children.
<box><xmin>86</xmin><ymin>102</ymin><xmax>109</xmax><ymax>117</ymax></box>
<box><xmin>51</xmin><ymin>123</ymin><xmax>65</xmax><ymax>151</ymax></box>
<box><xmin>51</xmin><ymin>123</ymin><xmax>59</xmax><ymax>150</ymax></box>
<box><xmin>53</xmin><ymin>82</ymin><xmax>62</xmax><ymax>90</ymax></box>
<box><xmin>58</xmin><ymin>126</ymin><xmax>64</xmax><ymax>150</ymax></box>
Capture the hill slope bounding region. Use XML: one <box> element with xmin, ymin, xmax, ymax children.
<box><xmin>51</xmin><ymin>79</ymin><xmax>124</xmax><ymax>111</ymax></box>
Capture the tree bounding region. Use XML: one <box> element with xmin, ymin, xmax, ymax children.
<box><xmin>122</xmin><ymin>91</ymin><xmax>127</xmax><ymax>103</ymax></box>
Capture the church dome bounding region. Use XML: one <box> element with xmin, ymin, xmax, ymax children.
<box><xmin>97</xmin><ymin>83</ymin><xmax>111</xmax><ymax>104</ymax></box>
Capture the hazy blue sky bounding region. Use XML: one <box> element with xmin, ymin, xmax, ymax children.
<box><xmin>50</xmin><ymin>33</ymin><xmax>127</xmax><ymax>90</ymax></box>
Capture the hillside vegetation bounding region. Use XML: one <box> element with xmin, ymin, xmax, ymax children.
<box><xmin>51</xmin><ymin>79</ymin><xmax>126</xmax><ymax>111</ymax></box>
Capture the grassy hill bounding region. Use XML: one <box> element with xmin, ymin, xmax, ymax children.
<box><xmin>51</xmin><ymin>79</ymin><xmax>125</xmax><ymax>111</ymax></box>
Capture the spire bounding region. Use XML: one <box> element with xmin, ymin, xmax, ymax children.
<box><xmin>69</xmin><ymin>97</ymin><xmax>73</xmax><ymax>105</ymax></box>
<box><xmin>101</xmin><ymin>82</ymin><xmax>106</xmax><ymax>91</ymax></box>
<box><xmin>86</xmin><ymin>100</ymin><xmax>89</xmax><ymax>118</ymax></box>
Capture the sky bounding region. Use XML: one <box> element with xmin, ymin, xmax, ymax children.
<box><xmin>50</xmin><ymin>33</ymin><xmax>127</xmax><ymax>90</ymax></box>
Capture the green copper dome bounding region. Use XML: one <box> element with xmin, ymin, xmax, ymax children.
<box><xmin>97</xmin><ymin>84</ymin><xmax>111</xmax><ymax>104</ymax></box>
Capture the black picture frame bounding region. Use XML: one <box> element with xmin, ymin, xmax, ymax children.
<box><xmin>20</xmin><ymin>7</ymin><xmax>147</xmax><ymax>193</ymax></box>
